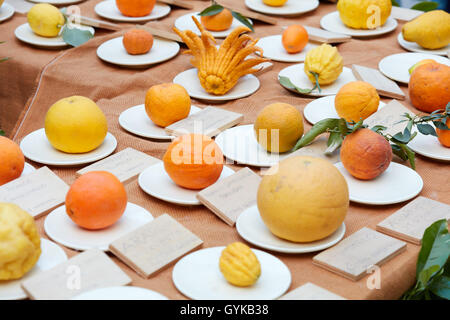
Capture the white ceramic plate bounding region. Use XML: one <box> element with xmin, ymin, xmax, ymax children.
<box><xmin>303</xmin><ymin>95</ymin><xmax>386</xmax><ymax>125</ymax></box>
<box><xmin>378</xmin><ymin>52</ymin><xmax>450</xmax><ymax>84</ymax></box>
<box><xmin>97</xmin><ymin>36</ymin><xmax>180</xmax><ymax>68</ymax></box>
<box><xmin>257</xmin><ymin>35</ymin><xmax>318</xmax><ymax>62</ymax></box>
<box><xmin>20</xmin><ymin>163</ymin><xmax>36</xmax><ymax>177</ymax></box>
<box><xmin>72</xmin><ymin>286</ymin><xmax>169</xmax><ymax>300</ymax></box>
<box><xmin>245</xmin><ymin>0</ymin><xmax>319</xmax><ymax>16</ymax></box>
<box><xmin>15</xmin><ymin>23</ymin><xmax>94</xmax><ymax>48</ymax></box>
<box><xmin>28</xmin><ymin>0</ymin><xmax>85</xmax><ymax>5</ymax></box>
<box><xmin>0</xmin><ymin>239</ymin><xmax>67</xmax><ymax>300</ymax></box>
<box><xmin>173</xmin><ymin>246</ymin><xmax>291</xmax><ymax>300</ymax></box>
<box><xmin>173</xmin><ymin>68</ymin><xmax>260</xmax><ymax>101</ymax></box>
<box><xmin>44</xmin><ymin>203</ymin><xmax>153</xmax><ymax>252</ymax></box>
<box><xmin>138</xmin><ymin>162</ymin><xmax>235</xmax><ymax>205</ymax></box>
<box><xmin>320</xmin><ymin>11</ymin><xmax>398</xmax><ymax>37</ymax></box>
<box><xmin>279</xmin><ymin>64</ymin><xmax>356</xmax><ymax>97</ymax></box>
<box><xmin>236</xmin><ymin>205</ymin><xmax>346</xmax><ymax>254</ymax></box>
<box><xmin>20</xmin><ymin>129</ymin><xmax>117</xmax><ymax>166</ymax></box>
<box><xmin>335</xmin><ymin>162</ymin><xmax>423</xmax><ymax>205</ymax></box>
<box><xmin>174</xmin><ymin>12</ymin><xmax>252</xmax><ymax>39</ymax></box>
<box><xmin>0</xmin><ymin>2</ymin><xmax>14</xmax><ymax>22</ymax></box>
<box><xmin>95</xmin><ymin>0</ymin><xmax>170</xmax><ymax>23</ymax></box>
<box><xmin>408</xmin><ymin>131</ymin><xmax>450</xmax><ymax>162</ymax></box>
<box><xmin>215</xmin><ymin>124</ymin><xmax>293</xmax><ymax>167</ymax></box>
<box><xmin>397</xmin><ymin>33</ymin><xmax>449</xmax><ymax>56</ymax></box>
<box><xmin>119</xmin><ymin>104</ymin><xmax>201</xmax><ymax>140</ymax></box>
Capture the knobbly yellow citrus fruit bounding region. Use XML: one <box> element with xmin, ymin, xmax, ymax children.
<box><xmin>27</xmin><ymin>3</ymin><xmax>65</xmax><ymax>37</ymax></box>
<box><xmin>263</xmin><ymin>0</ymin><xmax>288</xmax><ymax>7</ymax></box>
<box><xmin>45</xmin><ymin>96</ymin><xmax>108</xmax><ymax>153</ymax></box>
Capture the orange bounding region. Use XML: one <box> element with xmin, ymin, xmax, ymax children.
<box><xmin>282</xmin><ymin>25</ymin><xmax>309</xmax><ymax>54</ymax></box>
<box><xmin>437</xmin><ymin>118</ymin><xmax>450</xmax><ymax>148</ymax></box>
<box><xmin>123</xmin><ymin>29</ymin><xmax>153</xmax><ymax>55</ymax></box>
<box><xmin>163</xmin><ymin>134</ymin><xmax>224</xmax><ymax>190</ymax></box>
<box><xmin>335</xmin><ymin>81</ymin><xmax>380</xmax><ymax>122</ymax></box>
<box><xmin>145</xmin><ymin>83</ymin><xmax>191</xmax><ymax>127</ymax></box>
<box><xmin>0</xmin><ymin>136</ymin><xmax>25</xmax><ymax>186</ymax></box>
<box><xmin>65</xmin><ymin>171</ymin><xmax>127</xmax><ymax>230</ymax></box>
<box><xmin>408</xmin><ymin>59</ymin><xmax>436</xmax><ymax>75</ymax></box>
<box><xmin>116</xmin><ymin>0</ymin><xmax>156</xmax><ymax>17</ymax></box>
<box><xmin>200</xmin><ymin>8</ymin><xmax>233</xmax><ymax>32</ymax></box>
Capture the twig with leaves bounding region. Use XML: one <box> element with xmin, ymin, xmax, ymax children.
<box><xmin>198</xmin><ymin>0</ymin><xmax>253</xmax><ymax>32</ymax></box>
<box><xmin>391</xmin><ymin>0</ymin><xmax>439</xmax><ymax>11</ymax></box>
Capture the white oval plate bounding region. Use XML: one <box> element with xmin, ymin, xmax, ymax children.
<box><xmin>173</xmin><ymin>68</ymin><xmax>260</xmax><ymax>101</ymax></box>
<box><xmin>379</xmin><ymin>52</ymin><xmax>450</xmax><ymax>84</ymax></box>
<box><xmin>174</xmin><ymin>12</ymin><xmax>252</xmax><ymax>38</ymax></box>
<box><xmin>236</xmin><ymin>205</ymin><xmax>346</xmax><ymax>254</ymax></box>
<box><xmin>279</xmin><ymin>64</ymin><xmax>356</xmax><ymax>97</ymax></box>
<box><xmin>15</xmin><ymin>23</ymin><xmax>94</xmax><ymax>48</ymax></box>
<box><xmin>97</xmin><ymin>36</ymin><xmax>180</xmax><ymax>68</ymax></box>
<box><xmin>44</xmin><ymin>203</ymin><xmax>153</xmax><ymax>252</ymax></box>
<box><xmin>28</xmin><ymin>0</ymin><xmax>85</xmax><ymax>5</ymax></box>
<box><xmin>172</xmin><ymin>246</ymin><xmax>291</xmax><ymax>300</ymax></box>
<box><xmin>215</xmin><ymin>124</ymin><xmax>293</xmax><ymax>167</ymax></box>
<box><xmin>119</xmin><ymin>104</ymin><xmax>201</xmax><ymax>140</ymax></box>
<box><xmin>20</xmin><ymin>128</ymin><xmax>117</xmax><ymax>166</ymax></box>
<box><xmin>95</xmin><ymin>0</ymin><xmax>170</xmax><ymax>23</ymax></box>
<box><xmin>257</xmin><ymin>35</ymin><xmax>318</xmax><ymax>62</ymax></box>
<box><xmin>408</xmin><ymin>131</ymin><xmax>450</xmax><ymax>162</ymax></box>
<box><xmin>0</xmin><ymin>2</ymin><xmax>14</xmax><ymax>22</ymax></box>
<box><xmin>245</xmin><ymin>0</ymin><xmax>319</xmax><ymax>16</ymax></box>
<box><xmin>335</xmin><ymin>162</ymin><xmax>423</xmax><ymax>205</ymax></box>
<box><xmin>72</xmin><ymin>286</ymin><xmax>168</xmax><ymax>300</ymax></box>
<box><xmin>0</xmin><ymin>239</ymin><xmax>67</xmax><ymax>300</ymax></box>
<box><xmin>138</xmin><ymin>162</ymin><xmax>235</xmax><ymax>205</ymax></box>
<box><xmin>397</xmin><ymin>33</ymin><xmax>449</xmax><ymax>56</ymax></box>
<box><xmin>320</xmin><ymin>11</ymin><xmax>398</xmax><ymax>37</ymax></box>
<box><xmin>303</xmin><ymin>95</ymin><xmax>386</xmax><ymax>125</ymax></box>
<box><xmin>20</xmin><ymin>163</ymin><xmax>36</xmax><ymax>177</ymax></box>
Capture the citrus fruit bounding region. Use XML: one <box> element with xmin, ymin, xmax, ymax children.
<box><xmin>65</xmin><ymin>171</ymin><xmax>127</xmax><ymax>230</ymax></box>
<box><xmin>437</xmin><ymin>118</ymin><xmax>450</xmax><ymax>148</ymax></box>
<box><xmin>27</xmin><ymin>3</ymin><xmax>65</xmax><ymax>37</ymax></box>
<box><xmin>123</xmin><ymin>29</ymin><xmax>154</xmax><ymax>55</ymax></box>
<box><xmin>257</xmin><ymin>156</ymin><xmax>349</xmax><ymax>243</ymax></box>
<box><xmin>45</xmin><ymin>96</ymin><xmax>108</xmax><ymax>153</ymax></box>
<box><xmin>200</xmin><ymin>8</ymin><xmax>233</xmax><ymax>32</ymax></box>
<box><xmin>116</xmin><ymin>0</ymin><xmax>156</xmax><ymax>17</ymax></box>
<box><xmin>254</xmin><ymin>103</ymin><xmax>304</xmax><ymax>153</ymax></box>
<box><xmin>282</xmin><ymin>25</ymin><xmax>309</xmax><ymax>54</ymax></box>
<box><xmin>335</xmin><ymin>81</ymin><xmax>380</xmax><ymax>122</ymax></box>
<box><xmin>337</xmin><ymin>0</ymin><xmax>392</xmax><ymax>29</ymax></box>
<box><xmin>0</xmin><ymin>136</ymin><xmax>25</xmax><ymax>186</ymax></box>
<box><xmin>408</xmin><ymin>59</ymin><xmax>436</xmax><ymax>75</ymax></box>
<box><xmin>263</xmin><ymin>0</ymin><xmax>288</xmax><ymax>7</ymax></box>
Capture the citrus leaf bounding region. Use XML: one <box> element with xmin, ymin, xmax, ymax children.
<box><xmin>417</xmin><ymin>123</ymin><xmax>437</xmax><ymax>136</ymax></box>
<box><xmin>434</xmin><ymin>120</ymin><xmax>450</xmax><ymax>130</ymax></box>
<box><xmin>371</xmin><ymin>125</ymin><xmax>387</xmax><ymax>133</ymax></box>
<box><xmin>62</xmin><ymin>25</ymin><xmax>93</xmax><ymax>47</ymax></box>
<box><xmin>430</xmin><ymin>275</ymin><xmax>450</xmax><ymax>300</ymax></box>
<box><xmin>278</xmin><ymin>76</ymin><xmax>316</xmax><ymax>94</ymax></box>
<box><xmin>325</xmin><ymin>131</ymin><xmax>343</xmax><ymax>154</ymax></box>
<box><xmin>391</xmin><ymin>144</ymin><xmax>408</xmax><ymax>161</ymax></box>
<box><xmin>198</xmin><ymin>4</ymin><xmax>224</xmax><ymax>16</ymax></box>
<box><xmin>231</xmin><ymin>11</ymin><xmax>254</xmax><ymax>32</ymax></box>
<box><xmin>293</xmin><ymin>118</ymin><xmax>341</xmax><ymax>150</ymax></box>
<box><xmin>391</xmin><ymin>0</ymin><xmax>400</xmax><ymax>6</ymax></box>
<box><xmin>0</xmin><ymin>129</ymin><xmax>5</xmax><ymax>136</ymax></box>
<box><xmin>411</xmin><ymin>1</ymin><xmax>439</xmax><ymax>12</ymax></box>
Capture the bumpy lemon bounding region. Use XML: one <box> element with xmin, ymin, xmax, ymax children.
<box><xmin>337</xmin><ymin>0</ymin><xmax>392</xmax><ymax>29</ymax></box>
<box><xmin>262</xmin><ymin>0</ymin><xmax>288</xmax><ymax>6</ymax></box>
<box><xmin>219</xmin><ymin>242</ymin><xmax>261</xmax><ymax>287</ymax></box>
<box><xmin>0</xmin><ymin>203</ymin><xmax>41</xmax><ymax>280</ymax></box>
<box><xmin>45</xmin><ymin>96</ymin><xmax>108</xmax><ymax>153</ymax></box>
<box><xmin>27</xmin><ymin>3</ymin><xmax>65</xmax><ymax>37</ymax></box>
<box><xmin>304</xmin><ymin>44</ymin><xmax>343</xmax><ymax>86</ymax></box>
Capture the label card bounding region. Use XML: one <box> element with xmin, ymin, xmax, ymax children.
<box><xmin>197</xmin><ymin>168</ymin><xmax>261</xmax><ymax>226</ymax></box>
<box><xmin>109</xmin><ymin>214</ymin><xmax>203</xmax><ymax>278</ymax></box>
<box><xmin>352</xmin><ymin>64</ymin><xmax>405</xmax><ymax>100</ymax></box>
<box><xmin>377</xmin><ymin>196</ymin><xmax>450</xmax><ymax>245</ymax></box>
<box><xmin>313</xmin><ymin>228</ymin><xmax>407</xmax><ymax>281</ymax></box>
<box><xmin>158</xmin><ymin>0</ymin><xmax>194</xmax><ymax>9</ymax></box>
<box><xmin>364</xmin><ymin>100</ymin><xmax>414</xmax><ymax>136</ymax></box>
<box><xmin>280</xmin><ymin>282</ymin><xmax>346</xmax><ymax>300</ymax></box>
<box><xmin>21</xmin><ymin>250</ymin><xmax>132</xmax><ymax>300</ymax></box>
<box><xmin>391</xmin><ymin>6</ymin><xmax>422</xmax><ymax>22</ymax></box>
<box><xmin>165</xmin><ymin>106</ymin><xmax>244</xmax><ymax>138</ymax></box>
<box><xmin>76</xmin><ymin>148</ymin><xmax>160</xmax><ymax>184</ymax></box>
<box><xmin>304</xmin><ymin>26</ymin><xmax>351</xmax><ymax>44</ymax></box>
<box><xmin>0</xmin><ymin>166</ymin><xmax>69</xmax><ymax>218</ymax></box>
<box><xmin>287</xmin><ymin>136</ymin><xmax>340</xmax><ymax>164</ymax></box>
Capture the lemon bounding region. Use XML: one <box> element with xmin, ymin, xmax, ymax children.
<box><xmin>45</xmin><ymin>96</ymin><xmax>108</xmax><ymax>153</ymax></box>
<box><xmin>27</xmin><ymin>3</ymin><xmax>65</xmax><ymax>37</ymax></box>
<box><xmin>263</xmin><ymin>0</ymin><xmax>288</xmax><ymax>6</ymax></box>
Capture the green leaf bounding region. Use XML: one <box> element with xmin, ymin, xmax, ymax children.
<box><xmin>0</xmin><ymin>57</ymin><xmax>9</xmax><ymax>63</ymax></box>
<box><xmin>417</xmin><ymin>123</ymin><xmax>437</xmax><ymax>136</ymax></box>
<box><xmin>446</xmin><ymin>102</ymin><xmax>450</xmax><ymax>114</ymax></box>
<box><xmin>391</xmin><ymin>0</ymin><xmax>400</xmax><ymax>6</ymax></box>
<box><xmin>293</xmin><ymin>118</ymin><xmax>341</xmax><ymax>150</ymax></box>
<box><xmin>411</xmin><ymin>1</ymin><xmax>439</xmax><ymax>12</ymax></box>
<box><xmin>434</xmin><ymin>120</ymin><xmax>450</xmax><ymax>130</ymax></box>
<box><xmin>430</xmin><ymin>275</ymin><xmax>450</xmax><ymax>300</ymax></box>
<box><xmin>198</xmin><ymin>4</ymin><xmax>224</xmax><ymax>16</ymax></box>
<box><xmin>392</xmin><ymin>127</ymin><xmax>412</xmax><ymax>144</ymax></box>
<box><xmin>231</xmin><ymin>11</ymin><xmax>254</xmax><ymax>32</ymax></box>
<box><xmin>391</xmin><ymin>144</ymin><xmax>408</xmax><ymax>161</ymax></box>
<box><xmin>371</xmin><ymin>125</ymin><xmax>387</xmax><ymax>133</ymax></box>
<box><xmin>0</xmin><ymin>129</ymin><xmax>5</xmax><ymax>136</ymax></box>
<box><xmin>278</xmin><ymin>76</ymin><xmax>316</xmax><ymax>94</ymax></box>
<box><xmin>325</xmin><ymin>131</ymin><xmax>343</xmax><ymax>154</ymax></box>
<box><xmin>62</xmin><ymin>25</ymin><xmax>93</xmax><ymax>47</ymax></box>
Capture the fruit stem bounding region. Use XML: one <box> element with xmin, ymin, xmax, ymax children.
<box><xmin>310</xmin><ymin>71</ymin><xmax>321</xmax><ymax>93</ymax></box>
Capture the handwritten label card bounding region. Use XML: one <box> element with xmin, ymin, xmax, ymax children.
<box><xmin>197</xmin><ymin>168</ymin><xmax>261</xmax><ymax>226</ymax></box>
<box><xmin>391</xmin><ymin>6</ymin><xmax>422</xmax><ymax>22</ymax></box>
<box><xmin>280</xmin><ymin>283</ymin><xmax>346</xmax><ymax>300</ymax></box>
<box><xmin>109</xmin><ymin>214</ymin><xmax>203</xmax><ymax>278</ymax></box>
<box><xmin>21</xmin><ymin>250</ymin><xmax>131</xmax><ymax>300</ymax></box>
<box><xmin>165</xmin><ymin>106</ymin><xmax>244</xmax><ymax>138</ymax></box>
<box><xmin>304</xmin><ymin>26</ymin><xmax>351</xmax><ymax>44</ymax></box>
<box><xmin>364</xmin><ymin>100</ymin><xmax>414</xmax><ymax>136</ymax></box>
<box><xmin>352</xmin><ymin>65</ymin><xmax>405</xmax><ymax>100</ymax></box>
<box><xmin>0</xmin><ymin>166</ymin><xmax>69</xmax><ymax>218</ymax></box>
<box><xmin>313</xmin><ymin>228</ymin><xmax>407</xmax><ymax>281</ymax></box>
<box><xmin>287</xmin><ymin>136</ymin><xmax>340</xmax><ymax>163</ymax></box>
<box><xmin>76</xmin><ymin>148</ymin><xmax>160</xmax><ymax>184</ymax></box>
<box><xmin>377</xmin><ymin>196</ymin><xmax>450</xmax><ymax>245</ymax></box>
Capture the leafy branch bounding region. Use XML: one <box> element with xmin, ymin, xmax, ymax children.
<box><xmin>199</xmin><ymin>1</ymin><xmax>254</xmax><ymax>31</ymax></box>
<box><xmin>391</xmin><ymin>0</ymin><xmax>439</xmax><ymax>11</ymax></box>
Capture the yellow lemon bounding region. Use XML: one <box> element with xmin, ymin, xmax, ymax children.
<box><xmin>27</xmin><ymin>3</ymin><xmax>65</xmax><ymax>37</ymax></box>
<box><xmin>337</xmin><ymin>0</ymin><xmax>392</xmax><ymax>29</ymax></box>
<box><xmin>45</xmin><ymin>96</ymin><xmax>108</xmax><ymax>153</ymax></box>
<box><xmin>263</xmin><ymin>0</ymin><xmax>288</xmax><ymax>6</ymax></box>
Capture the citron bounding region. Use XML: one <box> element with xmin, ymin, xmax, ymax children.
<box><xmin>337</xmin><ymin>0</ymin><xmax>392</xmax><ymax>29</ymax></box>
<box><xmin>335</xmin><ymin>81</ymin><xmax>380</xmax><ymax>122</ymax></box>
<box><xmin>304</xmin><ymin>44</ymin><xmax>343</xmax><ymax>86</ymax></box>
<box><xmin>263</xmin><ymin>0</ymin><xmax>288</xmax><ymax>7</ymax></box>
<box><xmin>254</xmin><ymin>103</ymin><xmax>304</xmax><ymax>153</ymax></box>
<box><xmin>45</xmin><ymin>96</ymin><xmax>108</xmax><ymax>153</ymax></box>
<box><xmin>257</xmin><ymin>156</ymin><xmax>349</xmax><ymax>243</ymax></box>
<box><xmin>0</xmin><ymin>203</ymin><xmax>41</xmax><ymax>280</ymax></box>
<box><xmin>27</xmin><ymin>3</ymin><xmax>65</xmax><ymax>37</ymax></box>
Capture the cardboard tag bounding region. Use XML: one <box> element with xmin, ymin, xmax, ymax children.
<box><xmin>364</xmin><ymin>100</ymin><xmax>414</xmax><ymax>136</ymax></box>
<box><xmin>313</xmin><ymin>228</ymin><xmax>407</xmax><ymax>281</ymax></box>
<box><xmin>287</xmin><ymin>136</ymin><xmax>340</xmax><ymax>164</ymax></box>
<box><xmin>304</xmin><ymin>26</ymin><xmax>351</xmax><ymax>44</ymax></box>
<box><xmin>21</xmin><ymin>250</ymin><xmax>131</xmax><ymax>300</ymax></box>
<box><xmin>165</xmin><ymin>106</ymin><xmax>244</xmax><ymax>138</ymax></box>
<box><xmin>158</xmin><ymin>0</ymin><xmax>194</xmax><ymax>9</ymax></box>
<box><xmin>0</xmin><ymin>166</ymin><xmax>69</xmax><ymax>218</ymax></box>
<box><xmin>377</xmin><ymin>197</ymin><xmax>450</xmax><ymax>245</ymax></box>
<box><xmin>352</xmin><ymin>64</ymin><xmax>405</xmax><ymax>100</ymax></box>
<box><xmin>197</xmin><ymin>168</ymin><xmax>261</xmax><ymax>226</ymax></box>
<box><xmin>254</xmin><ymin>61</ymin><xmax>274</xmax><ymax>77</ymax></box>
<box><xmin>391</xmin><ymin>6</ymin><xmax>422</xmax><ymax>22</ymax></box>
<box><xmin>280</xmin><ymin>283</ymin><xmax>346</xmax><ymax>300</ymax></box>
<box><xmin>76</xmin><ymin>148</ymin><xmax>160</xmax><ymax>184</ymax></box>
<box><xmin>109</xmin><ymin>214</ymin><xmax>203</xmax><ymax>278</ymax></box>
